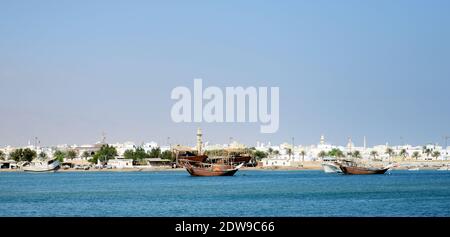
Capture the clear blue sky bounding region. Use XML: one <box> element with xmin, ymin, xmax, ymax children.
<box><xmin>1</xmin><ymin>0</ymin><xmax>449</xmax><ymax>147</ymax></box>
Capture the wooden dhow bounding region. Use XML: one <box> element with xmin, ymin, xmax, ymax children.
<box><xmin>179</xmin><ymin>159</ymin><xmax>244</xmax><ymax>177</ymax></box>
<box><xmin>338</xmin><ymin>161</ymin><xmax>393</xmax><ymax>175</ymax></box>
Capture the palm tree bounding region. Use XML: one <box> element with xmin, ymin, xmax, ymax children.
<box><xmin>300</xmin><ymin>150</ymin><xmax>306</xmax><ymax>163</ymax></box>
<box><xmin>66</xmin><ymin>150</ymin><xmax>78</xmax><ymax>160</ymax></box>
<box><xmin>412</xmin><ymin>151</ymin><xmax>420</xmax><ymax>160</ymax></box>
<box><xmin>385</xmin><ymin>147</ymin><xmax>395</xmax><ymax>162</ymax></box>
<box><xmin>53</xmin><ymin>150</ymin><xmax>66</xmax><ymax>162</ymax></box>
<box><xmin>286</xmin><ymin>148</ymin><xmax>293</xmax><ymax>160</ymax></box>
<box><xmin>39</xmin><ymin>152</ymin><xmax>47</xmax><ymax>159</ymax></box>
<box><xmin>432</xmin><ymin>151</ymin><xmax>441</xmax><ymax>160</ymax></box>
<box><xmin>267</xmin><ymin>148</ymin><xmax>273</xmax><ymax>158</ymax></box>
<box><xmin>399</xmin><ymin>149</ymin><xmax>408</xmax><ymax>160</ymax></box>
<box><xmin>352</xmin><ymin>150</ymin><xmax>361</xmax><ymax>159</ymax></box>
<box><xmin>370</xmin><ymin>150</ymin><xmax>378</xmax><ymax>160</ymax></box>
<box><xmin>0</xmin><ymin>150</ymin><xmax>5</xmax><ymax>160</ymax></box>
<box><xmin>82</xmin><ymin>151</ymin><xmax>90</xmax><ymax>160</ymax></box>
<box><xmin>273</xmin><ymin>150</ymin><xmax>280</xmax><ymax>158</ymax></box>
<box><xmin>424</xmin><ymin>148</ymin><xmax>433</xmax><ymax>159</ymax></box>
<box><xmin>318</xmin><ymin>151</ymin><xmax>327</xmax><ymax>161</ymax></box>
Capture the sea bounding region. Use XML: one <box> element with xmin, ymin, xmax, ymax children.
<box><xmin>1</xmin><ymin>170</ymin><xmax>450</xmax><ymax>217</ymax></box>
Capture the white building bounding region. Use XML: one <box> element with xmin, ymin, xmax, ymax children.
<box><xmin>107</xmin><ymin>158</ymin><xmax>133</xmax><ymax>168</ymax></box>
<box><xmin>111</xmin><ymin>142</ymin><xmax>136</xmax><ymax>156</ymax></box>
<box><xmin>142</xmin><ymin>142</ymin><xmax>159</xmax><ymax>153</ymax></box>
<box><xmin>261</xmin><ymin>158</ymin><xmax>293</xmax><ymax>167</ymax></box>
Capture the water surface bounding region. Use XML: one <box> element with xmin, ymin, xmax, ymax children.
<box><xmin>0</xmin><ymin>170</ymin><xmax>449</xmax><ymax>216</ymax></box>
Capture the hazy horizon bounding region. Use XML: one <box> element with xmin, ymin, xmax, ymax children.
<box><xmin>1</xmin><ymin>0</ymin><xmax>450</xmax><ymax>147</ymax></box>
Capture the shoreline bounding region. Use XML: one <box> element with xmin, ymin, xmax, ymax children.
<box><xmin>1</xmin><ymin>160</ymin><xmax>449</xmax><ymax>173</ymax></box>
<box><xmin>0</xmin><ymin>165</ymin><xmax>448</xmax><ymax>173</ymax></box>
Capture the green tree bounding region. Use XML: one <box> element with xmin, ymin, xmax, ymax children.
<box><xmin>385</xmin><ymin>147</ymin><xmax>395</xmax><ymax>161</ymax></box>
<box><xmin>39</xmin><ymin>152</ymin><xmax>47</xmax><ymax>159</ymax></box>
<box><xmin>273</xmin><ymin>150</ymin><xmax>280</xmax><ymax>157</ymax></box>
<box><xmin>399</xmin><ymin>149</ymin><xmax>408</xmax><ymax>158</ymax></box>
<box><xmin>23</xmin><ymin>148</ymin><xmax>37</xmax><ymax>162</ymax></box>
<box><xmin>352</xmin><ymin>150</ymin><xmax>362</xmax><ymax>159</ymax></box>
<box><xmin>148</xmin><ymin>147</ymin><xmax>161</xmax><ymax>158</ymax></box>
<box><xmin>370</xmin><ymin>150</ymin><xmax>378</xmax><ymax>160</ymax></box>
<box><xmin>253</xmin><ymin>150</ymin><xmax>268</xmax><ymax>161</ymax></box>
<box><xmin>90</xmin><ymin>144</ymin><xmax>118</xmax><ymax>164</ymax></box>
<box><xmin>134</xmin><ymin>147</ymin><xmax>149</xmax><ymax>160</ymax></box>
<box><xmin>160</xmin><ymin>150</ymin><xmax>174</xmax><ymax>161</ymax></box>
<box><xmin>0</xmin><ymin>150</ymin><xmax>5</xmax><ymax>160</ymax></box>
<box><xmin>328</xmin><ymin>148</ymin><xmax>344</xmax><ymax>158</ymax></box>
<box><xmin>432</xmin><ymin>151</ymin><xmax>441</xmax><ymax>159</ymax></box>
<box><xmin>424</xmin><ymin>148</ymin><xmax>433</xmax><ymax>158</ymax></box>
<box><xmin>412</xmin><ymin>151</ymin><xmax>420</xmax><ymax>160</ymax></box>
<box><xmin>267</xmin><ymin>148</ymin><xmax>274</xmax><ymax>158</ymax></box>
<box><xmin>123</xmin><ymin>149</ymin><xmax>135</xmax><ymax>160</ymax></box>
<box><xmin>318</xmin><ymin>151</ymin><xmax>327</xmax><ymax>160</ymax></box>
<box><xmin>300</xmin><ymin>150</ymin><xmax>306</xmax><ymax>163</ymax></box>
<box><xmin>82</xmin><ymin>151</ymin><xmax>90</xmax><ymax>160</ymax></box>
<box><xmin>9</xmin><ymin>148</ymin><xmax>37</xmax><ymax>162</ymax></box>
<box><xmin>124</xmin><ymin>147</ymin><xmax>149</xmax><ymax>162</ymax></box>
<box><xmin>9</xmin><ymin>149</ymin><xmax>21</xmax><ymax>161</ymax></box>
<box><xmin>66</xmin><ymin>150</ymin><xmax>78</xmax><ymax>160</ymax></box>
<box><xmin>286</xmin><ymin>148</ymin><xmax>292</xmax><ymax>160</ymax></box>
<box><xmin>53</xmin><ymin>150</ymin><xmax>66</xmax><ymax>162</ymax></box>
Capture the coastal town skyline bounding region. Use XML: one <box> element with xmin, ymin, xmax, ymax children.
<box><xmin>1</xmin><ymin>132</ymin><xmax>449</xmax><ymax>151</ymax></box>
<box><xmin>1</xmin><ymin>1</ymin><xmax>450</xmax><ymax>147</ymax></box>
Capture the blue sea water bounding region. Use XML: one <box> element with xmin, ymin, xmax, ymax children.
<box><xmin>0</xmin><ymin>170</ymin><xmax>449</xmax><ymax>217</ymax></box>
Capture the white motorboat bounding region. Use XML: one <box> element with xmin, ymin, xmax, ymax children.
<box><xmin>321</xmin><ymin>162</ymin><xmax>342</xmax><ymax>173</ymax></box>
<box><xmin>408</xmin><ymin>167</ymin><xmax>420</xmax><ymax>171</ymax></box>
<box><xmin>22</xmin><ymin>158</ymin><xmax>60</xmax><ymax>172</ymax></box>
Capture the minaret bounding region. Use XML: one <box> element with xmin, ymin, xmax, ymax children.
<box><xmin>101</xmin><ymin>132</ymin><xmax>106</xmax><ymax>144</ymax></box>
<box><xmin>363</xmin><ymin>136</ymin><xmax>367</xmax><ymax>150</ymax></box>
<box><xmin>196</xmin><ymin>128</ymin><xmax>203</xmax><ymax>155</ymax></box>
<box><xmin>320</xmin><ymin>134</ymin><xmax>325</xmax><ymax>145</ymax></box>
<box><xmin>347</xmin><ymin>137</ymin><xmax>353</xmax><ymax>152</ymax></box>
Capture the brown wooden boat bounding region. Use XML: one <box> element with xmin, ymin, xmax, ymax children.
<box><xmin>230</xmin><ymin>155</ymin><xmax>252</xmax><ymax>164</ymax></box>
<box><xmin>177</xmin><ymin>151</ymin><xmax>208</xmax><ymax>163</ymax></box>
<box><xmin>339</xmin><ymin>165</ymin><xmax>389</xmax><ymax>175</ymax></box>
<box><xmin>337</xmin><ymin>160</ymin><xmax>393</xmax><ymax>175</ymax></box>
<box><xmin>180</xmin><ymin>159</ymin><xmax>244</xmax><ymax>177</ymax></box>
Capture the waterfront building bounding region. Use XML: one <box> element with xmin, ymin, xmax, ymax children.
<box><xmin>145</xmin><ymin>158</ymin><xmax>171</xmax><ymax>167</ymax></box>
<box><xmin>0</xmin><ymin>160</ymin><xmax>18</xmax><ymax>169</ymax></box>
<box><xmin>261</xmin><ymin>157</ymin><xmax>292</xmax><ymax>167</ymax></box>
<box><xmin>107</xmin><ymin>158</ymin><xmax>133</xmax><ymax>169</ymax></box>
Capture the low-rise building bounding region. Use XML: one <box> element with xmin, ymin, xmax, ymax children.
<box><xmin>145</xmin><ymin>158</ymin><xmax>171</xmax><ymax>167</ymax></box>
<box><xmin>261</xmin><ymin>158</ymin><xmax>292</xmax><ymax>167</ymax></box>
<box><xmin>107</xmin><ymin>158</ymin><xmax>133</xmax><ymax>169</ymax></box>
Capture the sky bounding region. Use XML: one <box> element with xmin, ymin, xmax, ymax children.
<box><xmin>1</xmin><ymin>0</ymin><xmax>449</xmax><ymax>147</ymax></box>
